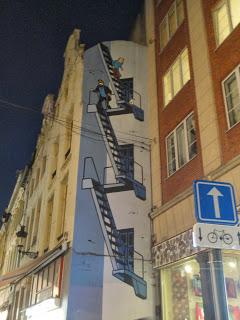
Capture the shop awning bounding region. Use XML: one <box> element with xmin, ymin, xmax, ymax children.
<box><xmin>0</xmin><ymin>241</ymin><xmax>68</xmax><ymax>289</ymax></box>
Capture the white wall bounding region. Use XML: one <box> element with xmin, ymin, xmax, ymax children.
<box><xmin>66</xmin><ymin>41</ymin><xmax>155</xmax><ymax>320</ymax></box>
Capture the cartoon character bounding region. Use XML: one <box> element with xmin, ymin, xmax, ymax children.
<box><xmin>92</xmin><ymin>79</ymin><xmax>112</xmax><ymax>108</ymax></box>
<box><xmin>112</xmin><ymin>57</ymin><xmax>125</xmax><ymax>80</ymax></box>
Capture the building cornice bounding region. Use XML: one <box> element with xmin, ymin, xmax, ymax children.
<box><xmin>150</xmin><ymin>154</ymin><xmax>240</xmax><ymax>219</ymax></box>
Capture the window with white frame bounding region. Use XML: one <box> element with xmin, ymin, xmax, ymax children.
<box><xmin>163</xmin><ymin>48</ymin><xmax>190</xmax><ymax>106</ymax></box>
<box><xmin>159</xmin><ymin>0</ymin><xmax>184</xmax><ymax>50</ymax></box>
<box><xmin>166</xmin><ymin>113</ymin><xmax>197</xmax><ymax>176</ymax></box>
<box><xmin>223</xmin><ymin>66</ymin><xmax>240</xmax><ymax>128</ymax></box>
<box><xmin>213</xmin><ymin>0</ymin><xmax>240</xmax><ymax>46</ymax></box>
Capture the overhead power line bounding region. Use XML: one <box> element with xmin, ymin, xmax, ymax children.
<box><xmin>0</xmin><ymin>98</ymin><xmax>152</xmax><ymax>151</ymax></box>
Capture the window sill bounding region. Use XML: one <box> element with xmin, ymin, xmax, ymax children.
<box><xmin>225</xmin><ymin>119</ymin><xmax>240</xmax><ymax>133</ymax></box>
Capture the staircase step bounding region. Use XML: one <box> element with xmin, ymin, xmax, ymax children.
<box><xmin>104</xmin><ymin>222</ymin><xmax>113</xmax><ymax>229</ymax></box>
<box><xmin>102</xmin><ymin>213</ymin><xmax>114</xmax><ymax>222</ymax></box>
<box><xmin>99</xmin><ymin>204</ymin><xmax>110</xmax><ymax>212</ymax></box>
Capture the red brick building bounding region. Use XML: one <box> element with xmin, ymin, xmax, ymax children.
<box><xmin>150</xmin><ymin>0</ymin><xmax>240</xmax><ymax>319</ymax></box>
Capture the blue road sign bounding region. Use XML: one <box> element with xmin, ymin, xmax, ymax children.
<box><xmin>193</xmin><ymin>180</ymin><xmax>238</xmax><ymax>225</ymax></box>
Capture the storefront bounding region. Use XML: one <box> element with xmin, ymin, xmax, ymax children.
<box><xmin>153</xmin><ymin>230</ymin><xmax>240</xmax><ymax>320</ymax></box>
<box><xmin>0</xmin><ymin>242</ymin><xmax>68</xmax><ymax>320</ymax></box>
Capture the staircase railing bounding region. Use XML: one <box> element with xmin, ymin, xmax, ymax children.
<box><xmin>82</xmin><ymin>156</ymin><xmax>101</xmax><ymax>184</ymax></box>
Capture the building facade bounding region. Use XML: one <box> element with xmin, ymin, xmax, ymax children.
<box><xmin>150</xmin><ymin>0</ymin><xmax>240</xmax><ymax>319</ymax></box>
<box><xmin>0</xmin><ymin>28</ymin><xmax>156</xmax><ymax>319</ymax></box>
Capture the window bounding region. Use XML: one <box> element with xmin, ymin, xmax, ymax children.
<box><xmin>222</xmin><ymin>253</ymin><xmax>240</xmax><ymax>319</ymax></box>
<box><xmin>119</xmin><ymin>229</ymin><xmax>134</xmax><ymax>271</ymax></box>
<box><xmin>223</xmin><ymin>66</ymin><xmax>240</xmax><ymax>128</ymax></box>
<box><xmin>64</xmin><ymin>120</ymin><xmax>72</xmax><ymax>160</ymax></box>
<box><xmin>32</xmin><ymin>199</ymin><xmax>41</xmax><ymax>246</ymax></box>
<box><xmin>166</xmin><ymin>113</ymin><xmax>197</xmax><ymax>176</ymax></box>
<box><xmin>43</xmin><ymin>196</ymin><xmax>54</xmax><ymax>252</ymax></box>
<box><xmin>51</xmin><ymin>140</ymin><xmax>59</xmax><ymax>179</ymax></box>
<box><xmin>161</xmin><ymin>257</ymin><xmax>204</xmax><ymax>320</ymax></box>
<box><xmin>163</xmin><ymin>48</ymin><xmax>190</xmax><ymax>106</ymax></box>
<box><xmin>214</xmin><ymin>0</ymin><xmax>240</xmax><ymax>46</ymax></box>
<box><xmin>159</xmin><ymin>0</ymin><xmax>184</xmax><ymax>50</ymax></box>
<box><xmin>26</xmin><ymin>210</ymin><xmax>35</xmax><ymax>250</ymax></box>
<box><xmin>119</xmin><ymin>78</ymin><xmax>133</xmax><ymax>103</ymax></box>
<box><xmin>41</xmin><ymin>156</ymin><xmax>47</xmax><ymax>178</ymax></box>
<box><xmin>35</xmin><ymin>168</ymin><xmax>40</xmax><ymax>189</ymax></box>
<box><xmin>56</xmin><ymin>176</ymin><xmax>68</xmax><ymax>240</ymax></box>
<box><xmin>30</xmin><ymin>179</ymin><xmax>34</xmax><ymax>197</ymax></box>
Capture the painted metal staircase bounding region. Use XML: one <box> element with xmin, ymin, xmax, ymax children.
<box><xmin>97</xmin><ymin>42</ymin><xmax>144</xmax><ymax>122</ymax></box>
<box><xmin>83</xmin><ymin>42</ymin><xmax>148</xmax><ymax>299</ymax></box>
<box><xmin>88</xmin><ymin>102</ymin><xmax>146</xmax><ymax>201</ymax></box>
<box><xmin>82</xmin><ymin>158</ymin><xmax>147</xmax><ymax>299</ymax></box>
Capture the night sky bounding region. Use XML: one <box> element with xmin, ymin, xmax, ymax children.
<box><xmin>0</xmin><ymin>0</ymin><xmax>144</xmax><ymax>214</ymax></box>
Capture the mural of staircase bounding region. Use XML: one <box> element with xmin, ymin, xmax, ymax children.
<box><xmin>83</xmin><ymin>42</ymin><xmax>147</xmax><ymax>299</ymax></box>
<box><xmin>82</xmin><ymin>175</ymin><xmax>146</xmax><ymax>299</ymax></box>
<box><xmin>98</xmin><ymin>42</ymin><xmax>144</xmax><ymax>122</ymax></box>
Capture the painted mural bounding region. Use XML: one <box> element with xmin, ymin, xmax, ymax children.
<box><xmin>66</xmin><ymin>41</ymin><xmax>153</xmax><ymax>320</ymax></box>
<box><xmin>82</xmin><ymin>43</ymin><xmax>147</xmax><ymax>299</ymax></box>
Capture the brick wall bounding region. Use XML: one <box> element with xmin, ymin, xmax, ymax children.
<box><xmin>202</xmin><ymin>0</ymin><xmax>240</xmax><ymax>164</ymax></box>
<box><xmin>155</xmin><ymin>0</ymin><xmax>203</xmax><ymax>203</ymax></box>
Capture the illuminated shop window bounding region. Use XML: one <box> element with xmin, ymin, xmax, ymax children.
<box><xmin>159</xmin><ymin>0</ymin><xmax>184</xmax><ymax>50</ymax></box>
<box><xmin>161</xmin><ymin>258</ymin><xmax>204</xmax><ymax>320</ymax></box>
<box><xmin>222</xmin><ymin>253</ymin><xmax>240</xmax><ymax>320</ymax></box>
<box><xmin>166</xmin><ymin>113</ymin><xmax>197</xmax><ymax>176</ymax></box>
<box><xmin>214</xmin><ymin>0</ymin><xmax>240</xmax><ymax>46</ymax></box>
<box><xmin>223</xmin><ymin>67</ymin><xmax>240</xmax><ymax>128</ymax></box>
<box><xmin>163</xmin><ymin>48</ymin><xmax>190</xmax><ymax>106</ymax></box>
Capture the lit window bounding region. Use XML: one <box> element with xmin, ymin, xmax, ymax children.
<box><xmin>223</xmin><ymin>67</ymin><xmax>240</xmax><ymax>128</ymax></box>
<box><xmin>168</xmin><ymin>4</ymin><xmax>177</xmax><ymax>37</ymax></box>
<box><xmin>163</xmin><ymin>48</ymin><xmax>190</xmax><ymax>106</ymax></box>
<box><xmin>167</xmin><ymin>133</ymin><xmax>176</xmax><ymax>176</ymax></box>
<box><xmin>214</xmin><ymin>0</ymin><xmax>240</xmax><ymax>46</ymax></box>
<box><xmin>166</xmin><ymin>113</ymin><xmax>197</xmax><ymax>176</ymax></box>
<box><xmin>163</xmin><ymin>72</ymin><xmax>172</xmax><ymax>105</ymax></box>
<box><xmin>159</xmin><ymin>0</ymin><xmax>184</xmax><ymax>50</ymax></box>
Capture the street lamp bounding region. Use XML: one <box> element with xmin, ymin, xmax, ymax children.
<box><xmin>16</xmin><ymin>225</ymin><xmax>28</xmax><ymax>238</ymax></box>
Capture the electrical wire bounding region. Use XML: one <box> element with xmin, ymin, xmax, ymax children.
<box><xmin>0</xmin><ymin>98</ymin><xmax>152</xmax><ymax>147</ymax></box>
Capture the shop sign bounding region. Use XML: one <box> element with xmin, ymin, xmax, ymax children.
<box><xmin>193</xmin><ymin>223</ymin><xmax>240</xmax><ymax>250</ymax></box>
<box><xmin>193</xmin><ymin>180</ymin><xmax>238</xmax><ymax>226</ymax></box>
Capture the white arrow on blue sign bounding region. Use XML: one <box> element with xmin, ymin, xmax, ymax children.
<box><xmin>193</xmin><ymin>180</ymin><xmax>238</xmax><ymax>226</ymax></box>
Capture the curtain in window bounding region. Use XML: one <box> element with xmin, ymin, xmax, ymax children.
<box><xmin>167</xmin><ymin>134</ymin><xmax>176</xmax><ymax>175</ymax></box>
<box><xmin>186</xmin><ymin>115</ymin><xmax>197</xmax><ymax>160</ymax></box>
<box><xmin>176</xmin><ymin>124</ymin><xmax>187</xmax><ymax>167</ymax></box>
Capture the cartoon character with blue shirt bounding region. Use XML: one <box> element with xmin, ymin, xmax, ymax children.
<box><xmin>92</xmin><ymin>79</ymin><xmax>112</xmax><ymax>109</ymax></box>
<box><xmin>112</xmin><ymin>57</ymin><xmax>125</xmax><ymax>80</ymax></box>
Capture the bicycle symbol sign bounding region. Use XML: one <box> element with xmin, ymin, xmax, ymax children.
<box><xmin>207</xmin><ymin>229</ymin><xmax>233</xmax><ymax>245</ymax></box>
<box><xmin>193</xmin><ymin>223</ymin><xmax>240</xmax><ymax>250</ymax></box>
